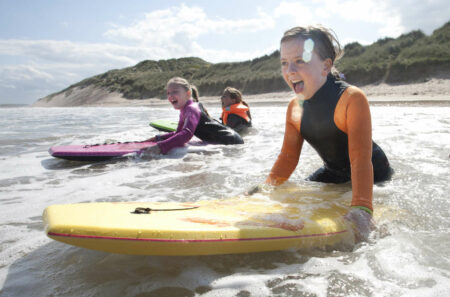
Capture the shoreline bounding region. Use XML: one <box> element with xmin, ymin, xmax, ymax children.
<box><xmin>31</xmin><ymin>78</ymin><xmax>450</xmax><ymax>107</ymax></box>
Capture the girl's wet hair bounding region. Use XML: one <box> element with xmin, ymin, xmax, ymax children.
<box><xmin>191</xmin><ymin>85</ymin><xmax>199</xmax><ymax>102</ymax></box>
<box><xmin>223</xmin><ymin>87</ymin><xmax>242</xmax><ymax>103</ymax></box>
<box><xmin>167</xmin><ymin>77</ymin><xmax>190</xmax><ymax>91</ymax></box>
<box><xmin>280</xmin><ymin>25</ymin><xmax>343</xmax><ymax>78</ymax></box>
<box><xmin>222</xmin><ymin>87</ymin><xmax>252</xmax><ymax>120</ymax></box>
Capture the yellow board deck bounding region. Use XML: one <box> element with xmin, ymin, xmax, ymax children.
<box><xmin>43</xmin><ymin>189</ymin><xmax>356</xmax><ymax>256</ymax></box>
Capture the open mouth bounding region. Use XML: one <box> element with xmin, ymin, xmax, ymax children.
<box><xmin>170</xmin><ymin>99</ymin><xmax>178</xmax><ymax>106</ymax></box>
<box><xmin>292</xmin><ymin>80</ymin><xmax>304</xmax><ymax>94</ymax></box>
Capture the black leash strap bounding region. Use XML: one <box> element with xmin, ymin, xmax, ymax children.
<box><xmin>83</xmin><ymin>140</ymin><xmax>148</xmax><ymax>148</ymax></box>
<box><xmin>132</xmin><ymin>206</ymin><xmax>199</xmax><ymax>214</ymax></box>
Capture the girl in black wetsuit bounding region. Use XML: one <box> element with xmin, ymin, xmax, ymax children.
<box><xmin>144</xmin><ymin>78</ymin><xmax>243</xmax><ymax>155</ymax></box>
<box><xmin>263</xmin><ymin>26</ymin><xmax>393</xmax><ymax>242</ymax></box>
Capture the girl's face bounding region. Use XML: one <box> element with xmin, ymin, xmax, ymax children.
<box><xmin>221</xmin><ymin>94</ymin><xmax>235</xmax><ymax>108</ymax></box>
<box><xmin>167</xmin><ymin>83</ymin><xmax>191</xmax><ymax>110</ymax></box>
<box><xmin>280</xmin><ymin>38</ymin><xmax>331</xmax><ymax>100</ymax></box>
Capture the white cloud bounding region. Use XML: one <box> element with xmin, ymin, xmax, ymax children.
<box><xmin>325</xmin><ymin>0</ymin><xmax>404</xmax><ymax>37</ymax></box>
<box><xmin>103</xmin><ymin>4</ymin><xmax>278</xmax><ymax>62</ymax></box>
<box><xmin>383</xmin><ymin>0</ymin><xmax>450</xmax><ymax>35</ymax></box>
<box><xmin>0</xmin><ymin>65</ymin><xmax>53</xmax><ymax>83</ymax></box>
<box><xmin>0</xmin><ymin>40</ymin><xmax>140</xmax><ymax>66</ymax></box>
<box><xmin>0</xmin><ymin>64</ymin><xmax>64</xmax><ymax>104</ymax></box>
<box><xmin>0</xmin><ymin>40</ymin><xmax>144</xmax><ymax>104</ymax></box>
<box><xmin>272</xmin><ymin>0</ymin><xmax>405</xmax><ymax>38</ymax></box>
<box><xmin>274</xmin><ymin>2</ymin><xmax>315</xmax><ymax>25</ymax></box>
<box><xmin>270</xmin><ymin>0</ymin><xmax>448</xmax><ymax>48</ymax></box>
<box><xmin>104</xmin><ymin>3</ymin><xmax>275</xmax><ymax>50</ymax></box>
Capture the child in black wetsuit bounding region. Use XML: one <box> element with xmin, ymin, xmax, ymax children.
<box><xmin>263</xmin><ymin>26</ymin><xmax>393</xmax><ymax>242</ymax></box>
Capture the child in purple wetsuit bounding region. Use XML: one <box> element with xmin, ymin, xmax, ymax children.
<box><xmin>145</xmin><ymin>77</ymin><xmax>243</xmax><ymax>155</ymax></box>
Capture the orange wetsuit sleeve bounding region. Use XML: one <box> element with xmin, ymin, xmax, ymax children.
<box><xmin>266</xmin><ymin>99</ymin><xmax>304</xmax><ymax>186</ymax></box>
<box><xmin>335</xmin><ymin>87</ymin><xmax>374</xmax><ymax>211</ymax></box>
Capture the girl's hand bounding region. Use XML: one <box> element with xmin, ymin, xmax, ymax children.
<box><xmin>344</xmin><ymin>207</ymin><xmax>375</xmax><ymax>242</ymax></box>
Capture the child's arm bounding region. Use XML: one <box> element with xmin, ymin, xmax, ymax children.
<box><xmin>157</xmin><ymin>108</ymin><xmax>201</xmax><ymax>154</ymax></box>
<box><xmin>335</xmin><ymin>87</ymin><xmax>373</xmax><ymax>211</ymax></box>
<box><xmin>266</xmin><ymin>99</ymin><xmax>304</xmax><ymax>185</ymax></box>
<box><xmin>153</xmin><ymin>131</ymin><xmax>176</xmax><ymax>141</ymax></box>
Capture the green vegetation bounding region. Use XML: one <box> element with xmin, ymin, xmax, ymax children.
<box><xmin>56</xmin><ymin>22</ymin><xmax>449</xmax><ymax>100</ymax></box>
<box><xmin>337</xmin><ymin>21</ymin><xmax>450</xmax><ymax>84</ymax></box>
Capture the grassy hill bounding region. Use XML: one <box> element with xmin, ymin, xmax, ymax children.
<box><xmin>337</xmin><ymin>21</ymin><xmax>450</xmax><ymax>84</ymax></box>
<box><xmin>52</xmin><ymin>21</ymin><xmax>450</xmax><ymax>100</ymax></box>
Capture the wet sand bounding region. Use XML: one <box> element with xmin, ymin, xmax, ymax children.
<box><xmin>32</xmin><ymin>78</ymin><xmax>450</xmax><ymax>107</ymax></box>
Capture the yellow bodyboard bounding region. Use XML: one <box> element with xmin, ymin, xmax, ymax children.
<box><xmin>43</xmin><ymin>187</ymin><xmax>357</xmax><ymax>255</ymax></box>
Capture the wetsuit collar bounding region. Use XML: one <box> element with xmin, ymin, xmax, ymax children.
<box><xmin>181</xmin><ymin>99</ymin><xmax>194</xmax><ymax>111</ymax></box>
<box><xmin>307</xmin><ymin>75</ymin><xmax>334</xmax><ymax>103</ymax></box>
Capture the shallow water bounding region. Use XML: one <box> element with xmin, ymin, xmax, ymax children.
<box><xmin>0</xmin><ymin>103</ymin><xmax>449</xmax><ymax>297</ymax></box>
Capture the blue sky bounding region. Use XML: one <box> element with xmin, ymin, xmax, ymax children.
<box><xmin>0</xmin><ymin>0</ymin><xmax>448</xmax><ymax>104</ymax></box>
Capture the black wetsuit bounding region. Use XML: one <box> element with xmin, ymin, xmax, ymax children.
<box><xmin>226</xmin><ymin>114</ymin><xmax>252</xmax><ymax>134</ymax></box>
<box><xmin>301</xmin><ymin>76</ymin><xmax>392</xmax><ymax>183</ymax></box>
<box><xmin>195</xmin><ymin>103</ymin><xmax>244</xmax><ymax>145</ymax></box>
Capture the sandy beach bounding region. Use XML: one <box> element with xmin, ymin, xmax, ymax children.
<box><xmin>32</xmin><ymin>78</ymin><xmax>450</xmax><ymax>107</ymax></box>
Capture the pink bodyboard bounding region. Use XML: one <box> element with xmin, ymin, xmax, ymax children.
<box><xmin>49</xmin><ymin>141</ymin><xmax>156</xmax><ymax>161</ymax></box>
